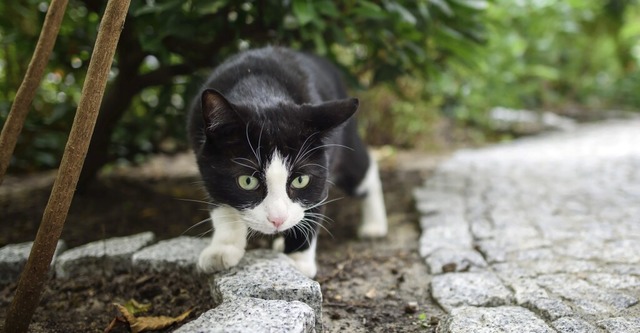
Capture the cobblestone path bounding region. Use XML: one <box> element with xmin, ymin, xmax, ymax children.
<box><xmin>415</xmin><ymin>119</ymin><xmax>640</xmax><ymax>332</ymax></box>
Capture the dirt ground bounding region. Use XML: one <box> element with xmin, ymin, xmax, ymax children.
<box><xmin>0</xmin><ymin>151</ymin><xmax>446</xmax><ymax>332</ymax></box>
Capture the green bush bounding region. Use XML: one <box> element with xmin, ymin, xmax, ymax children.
<box><xmin>444</xmin><ymin>0</ymin><xmax>640</xmax><ymax>130</ymax></box>
<box><xmin>1</xmin><ymin>0</ymin><xmax>489</xmax><ymax>174</ymax></box>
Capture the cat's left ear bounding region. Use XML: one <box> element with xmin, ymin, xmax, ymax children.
<box><xmin>303</xmin><ymin>98</ymin><xmax>359</xmax><ymax>132</ymax></box>
<box><xmin>201</xmin><ymin>89</ymin><xmax>244</xmax><ymax>132</ymax></box>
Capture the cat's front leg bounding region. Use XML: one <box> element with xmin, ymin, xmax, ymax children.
<box><xmin>283</xmin><ymin>226</ymin><xmax>318</xmax><ymax>278</ymax></box>
<box><xmin>198</xmin><ymin>206</ymin><xmax>247</xmax><ymax>273</ymax></box>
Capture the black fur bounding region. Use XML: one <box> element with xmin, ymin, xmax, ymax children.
<box><xmin>188</xmin><ymin>46</ymin><xmax>371</xmax><ymax>253</ymax></box>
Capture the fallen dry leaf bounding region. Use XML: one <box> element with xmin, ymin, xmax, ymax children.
<box><xmin>123</xmin><ymin>299</ymin><xmax>152</xmax><ymax>315</ymax></box>
<box><xmin>113</xmin><ymin>303</ymin><xmax>193</xmax><ymax>333</ymax></box>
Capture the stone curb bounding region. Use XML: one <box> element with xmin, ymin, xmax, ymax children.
<box><xmin>210</xmin><ymin>250</ymin><xmax>322</xmax><ymax>333</ymax></box>
<box><xmin>55</xmin><ymin>232</ymin><xmax>155</xmax><ymax>278</ymax></box>
<box><xmin>0</xmin><ymin>240</ymin><xmax>66</xmax><ymax>284</ymax></box>
<box><xmin>132</xmin><ymin>236</ymin><xmax>208</xmax><ymax>274</ymax></box>
<box><xmin>1</xmin><ymin>235</ymin><xmax>321</xmax><ymax>332</ymax></box>
<box><xmin>174</xmin><ymin>297</ymin><xmax>315</xmax><ymax>333</ymax></box>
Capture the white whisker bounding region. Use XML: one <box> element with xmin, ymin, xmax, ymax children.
<box><xmin>181</xmin><ymin>217</ymin><xmax>212</xmax><ymax>236</ymax></box>
<box><xmin>302</xmin><ymin>218</ymin><xmax>333</xmax><ymax>239</ymax></box>
<box><xmin>297</xmin><ymin>163</ymin><xmax>328</xmax><ymax>171</ymax></box>
<box><xmin>232</xmin><ymin>157</ymin><xmax>259</xmax><ymax>171</ymax></box>
<box><xmin>292</xmin><ymin>132</ymin><xmax>321</xmax><ymax>167</ymax></box>
<box><xmin>195</xmin><ymin>229</ymin><xmax>213</xmax><ymax>239</ymax></box>
<box><xmin>257</xmin><ymin>123</ymin><xmax>265</xmax><ymax>166</ymax></box>
<box><xmin>175</xmin><ymin>198</ymin><xmax>218</xmax><ymax>207</ymax></box>
<box><xmin>295</xmin><ymin>143</ymin><xmax>353</xmax><ymax>167</ymax></box>
<box><xmin>304</xmin><ymin>195</ymin><xmax>343</xmax><ymax>211</ymax></box>
<box><xmin>245</xmin><ymin>122</ymin><xmax>262</xmax><ymax>167</ymax></box>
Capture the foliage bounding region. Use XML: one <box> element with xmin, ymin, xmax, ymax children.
<box><xmin>3</xmin><ymin>1</ymin><xmax>640</xmax><ymax>174</ymax></box>
<box><xmin>357</xmin><ymin>78</ymin><xmax>444</xmax><ymax>150</ymax></box>
<box><xmin>440</xmin><ymin>0</ymin><xmax>640</xmax><ymax>132</ymax></box>
<box><xmin>1</xmin><ymin>0</ymin><xmax>489</xmax><ymax>173</ymax></box>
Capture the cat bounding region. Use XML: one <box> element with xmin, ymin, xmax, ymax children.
<box><xmin>188</xmin><ymin>46</ymin><xmax>387</xmax><ymax>278</ymax></box>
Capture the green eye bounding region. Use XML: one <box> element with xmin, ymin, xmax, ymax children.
<box><xmin>238</xmin><ymin>175</ymin><xmax>259</xmax><ymax>190</ymax></box>
<box><xmin>291</xmin><ymin>175</ymin><xmax>310</xmax><ymax>189</ymax></box>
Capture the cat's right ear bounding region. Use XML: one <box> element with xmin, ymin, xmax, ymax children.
<box><xmin>201</xmin><ymin>89</ymin><xmax>240</xmax><ymax>134</ymax></box>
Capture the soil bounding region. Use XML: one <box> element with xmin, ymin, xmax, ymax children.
<box><xmin>0</xmin><ymin>150</ymin><xmax>447</xmax><ymax>332</ymax></box>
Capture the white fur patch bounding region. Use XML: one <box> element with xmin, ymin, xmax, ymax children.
<box><xmin>244</xmin><ymin>150</ymin><xmax>305</xmax><ymax>234</ymax></box>
<box><xmin>198</xmin><ymin>206</ymin><xmax>248</xmax><ymax>273</ymax></box>
<box><xmin>356</xmin><ymin>154</ymin><xmax>388</xmax><ymax>238</ymax></box>
<box><xmin>287</xmin><ymin>236</ymin><xmax>318</xmax><ymax>278</ymax></box>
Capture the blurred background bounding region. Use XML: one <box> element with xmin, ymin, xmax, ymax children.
<box><xmin>1</xmin><ymin>0</ymin><xmax>639</xmax><ymax>182</ymax></box>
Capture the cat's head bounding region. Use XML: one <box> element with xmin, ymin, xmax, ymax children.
<box><xmin>195</xmin><ymin>89</ymin><xmax>358</xmax><ymax>235</ymax></box>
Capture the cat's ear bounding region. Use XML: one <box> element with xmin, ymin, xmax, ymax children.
<box><xmin>201</xmin><ymin>89</ymin><xmax>242</xmax><ymax>133</ymax></box>
<box><xmin>304</xmin><ymin>98</ymin><xmax>359</xmax><ymax>132</ymax></box>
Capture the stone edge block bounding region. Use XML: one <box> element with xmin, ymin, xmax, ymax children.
<box><xmin>210</xmin><ymin>249</ymin><xmax>322</xmax><ymax>332</ymax></box>
<box><xmin>132</xmin><ymin>236</ymin><xmax>208</xmax><ymax>274</ymax></box>
<box><xmin>55</xmin><ymin>232</ymin><xmax>155</xmax><ymax>278</ymax></box>
<box><xmin>175</xmin><ymin>297</ymin><xmax>315</xmax><ymax>333</ymax></box>
<box><xmin>0</xmin><ymin>240</ymin><xmax>67</xmax><ymax>284</ymax></box>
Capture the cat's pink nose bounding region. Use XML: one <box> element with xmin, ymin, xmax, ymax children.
<box><xmin>268</xmin><ymin>215</ymin><xmax>287</xmax><ymax>228</ymax></box>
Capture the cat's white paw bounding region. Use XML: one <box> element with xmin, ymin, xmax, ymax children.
<box><xmin>358</xmin><ymin>222</ymin><xmax>388</xmax><ymax>239</ymax></box>
<box><xmin>287</xmin><ymin>252</ymin><xmax>317</xmax><ymax>278</ymax></box>
<box><xmin>272</xmin><ymin>237</ymin><xmax>285</xmax><ymax>252</ymax></box>
<box><xmin>198</xmin><ymin>244</ymin><xmax>245</xmax><ymax>273</ymax></box>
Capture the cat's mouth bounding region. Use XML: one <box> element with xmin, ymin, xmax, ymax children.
<box><xmin>244</xmin><ymin>218</ymin><xmax>298</xmax><ymax>235</ymax></box>
<box><xmin>240</xmin><ymin>201</ymin><xmax>307</xmax><ymax>235</ymax></box>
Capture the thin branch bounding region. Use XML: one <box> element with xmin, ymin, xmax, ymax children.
<box><xmin>0</xmin><ymin>0</ymin><xmax>70</xmax><ymax>185</ymax></box>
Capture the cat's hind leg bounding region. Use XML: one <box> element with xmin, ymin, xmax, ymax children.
<box><xmin>355</xmin><ymin>153</ymin><xmax>388</xmax><ymax>238</ymax></box>
<box><xmin>198</xmin><ymin>206</ymin><xmax>247</xmax><ymax>273</ymax></box>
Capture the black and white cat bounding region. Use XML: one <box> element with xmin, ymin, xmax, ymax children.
<box><xmin>188</xmin><ymin>46</ymin><xmax>387</xmax><ymax>278</ymax></box>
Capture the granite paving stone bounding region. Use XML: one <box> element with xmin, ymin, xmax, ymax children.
<box><xmin>551</xmin><ymin>317</ymin><xmax>599</xmax><ymax>333</ymax></box>
<box><xmin>522</xmin><ymin>297</ymin><xmax>574</xmax><ymax>321</ymax></box>
<box><xmin>431</xmin><ymin>271</ymin><xmax>513</xmax><ymax>311</ymax></box>
<box><xmin>424</xmin><ymin>247</ymin><xmax>487</xmax><ymax>274</ymax></box>
<box><xmin>419</xmin><ymin>224</ymin><xmax>472</xmax><ymax>258</ymax></box>
<box><xmin>209</xmin><ymin>249</ymin><xmax>322</xmax><ymax>332</ymax></box>
<box><xmin>597</xmin><ymin>317</ymin><xmax>640</xmax><ymax>333</ymax></box>
<box><xmin>55</xmin><ymin>232</ymin><xmax>155</xmax><ymax>278</ymax></box>
<box><xmin>415</xmin><ymin>119</ymin><xmax>640</xmax><ymax>332</ymax></box>
<box><xmin>132</xmin><ymin>236</ymin><xmax>208</xmax><ymax>274</ymax></box>
<box><xmin>435</xmin><ymin>306</ymin><xmax>554</xmax><ymax>333</ymax></box>
<box><xmin>174</xmin><ymin>297</ymin><xmax>315</xmax><ymax>333</ymax></box>
<box><xmin>0</xmin><ymin>240</ymin><xmax>66</xmax><ymax>284</ymax></box>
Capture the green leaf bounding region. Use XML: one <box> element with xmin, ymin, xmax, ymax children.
<box><xmin>292</xmin><ymin>0</ymin><xmax>316</xmax><ymax>26</ymax></box>
<box><xmin>194</xmin><ymin>0</ymin><xmax>230</xmax><ymax>15</ymax></box>
<box><xmin>429</xmin><ymin>0</ymin><xmax>454</xmax><ymax>17</ymax></box>
<box><xmin>316</xmin><ymin>0</ymin><xmax>339</xmax><ymax>18</ymax></box>
<box><xmin>385</xmin><ymin>2</ymin><xmax>417</xmax><ymax>25</ymax></box>
<box><xmin>352</xmin><ymin>1</ymin><xmax>386</xmax><ymax>20</ymax></box>
<box><xmin>133</xmin><ymin>0</ymin><xmax>182</xmax><ymax>16</ymax></box>
<box><xmin>528</xmin><ymin>64</ymin><xmax>559</xmax><ymax>80</ymax></box>
<box><xmin>313</xmin><ymin>32</ymin><xmax>327</xmax><ymax>55</ymax></box>
<box><xmin>451</xmin><ymin>0</ymin><xmax>489</xmax><ymax>11</ymax></box>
